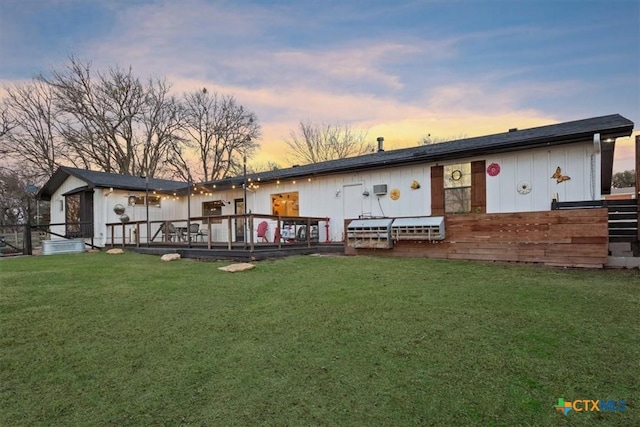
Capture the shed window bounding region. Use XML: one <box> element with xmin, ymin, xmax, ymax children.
<box><xmin>128</xmin><ymin>195</ymin><xmax>161</xmax><ymax>207</ymax></box>
<box><xmin>202</xmin><ymin>200</ymin><xmax>224</xmax><ymax>223</ymax></box>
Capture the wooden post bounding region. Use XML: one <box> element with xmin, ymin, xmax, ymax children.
<box><xmin>227</xmin><ymin>217</ymin><xmax>232</xmax><ymax>250</ymax></box>
<box><xmin>135</xmin><ymin>223</ymin><xmax>140</xmax><ymax>248</ymax></box>
<box><xmin>121</xmin><ymin>223</ymin><xmax>125</xmax><ymax>248</ymax></box>
<box><xmin>207</xmin><ymin>217</ymin><xmax>212</xmax><ymax>250</ymax></box>
<box><xmin>110</xmin><ymin>225</ymin><xmax>114</xmax><ymax>247</ymax></box>
<box><xmin>249</xmin><ymin>214</ymin><xmax>255</xmax><ymax>252</ymax></box>
<box><xmin>635</xmin><ymin>135</ymin><xmax>640</xmax><ymax>241</ymax></box>
<box><xmin>307</xmin><ymin>217</ymin><xmax>311</xmax><ymax>247</ymax></box>
<box><xmin>277</xmin><ymin>217</ymin><xmax>282</xmax><ymax>249</ymax></box>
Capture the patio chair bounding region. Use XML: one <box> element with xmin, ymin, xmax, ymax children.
<box><xmin>161</xmin><ymin>222</ymin><xmax>178</xmax><ymax>242</ymax></box>
<box><xmin>188</xmin><ymin>223</ymin><xmax>201</xmax><ymax>242</ymax></box>
<box><xmin>257</xmin><ymin>220</ymin><xmax>269</xmax><ymax>242</ymax></box>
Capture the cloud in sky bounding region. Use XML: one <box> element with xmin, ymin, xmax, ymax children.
<box><xmin>1</xmin><ymin>0</ymin><xmax>638</xmax><ymax>171</ymax></box>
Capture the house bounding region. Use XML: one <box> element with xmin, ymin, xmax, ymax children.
<box><xmin>37</xmin><ymin>168</ymin><xmax>186</xmax><ymax>247</ymax></box>
<box><xmin>38</xmin><ymin>114</ymin><xmax>635</xmax><ymax>266</ymax></box>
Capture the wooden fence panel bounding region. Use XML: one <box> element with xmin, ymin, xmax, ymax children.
<box><xmin>346</xmin><ymin>209</ymin><xmax>609</xmax><ymax>268</ymax></box>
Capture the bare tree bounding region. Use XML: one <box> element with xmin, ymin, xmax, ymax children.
<box><xmin>37</xmin><ymin>57</ymin><xmax>182</xmax><ymax>178</ymax></box>
<box><xmin>285</xmin><ymin>121</ymin><xmax>372</xmax><ymax>165</ymax></box>
<box><xmin>173</xmin><ymin>88</ymin><xmax>260</xmax><ymax>182</ymax></box>
<box><xmin>3</xmin><ymin>58</ymin><xmax>262</xmax><ymax>182</ymax></box>
<box><xmin>0</xmin><ymin>105</ymin><xmax>14</xmax><ymax>141</ymax></box>
<box><xmin>42</xmin><ymin>58</ymin><xmax>145</xmax><ymax>175</ymax></box>
<box><xmin>136</xmin><ymin>79</ymin><xmax>184</xmax><ymax>178</ymax></box>
<box><xmin>1</xmin><ymin>80</ymin><xmax>65</xmax><ymax>180</ymax></box>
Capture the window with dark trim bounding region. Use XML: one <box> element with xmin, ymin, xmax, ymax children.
<box><xmin>128</xmin><ymin>195</ymin><xmax>161</xmax><ymax>207</ymax></box>
<box><xmin>202</xmin><ymin>200</ymin><xmax>224</xmax><ymax>223</ymax></box>
<box><xmin>444</xmin><ymin>163</ymin><xmax>471</xmax><ymax>214</ymax></box>
<box><xmin>431</xmin><ymin>160</ymin><xmax>486</xmax><ymax>215</ymax></box>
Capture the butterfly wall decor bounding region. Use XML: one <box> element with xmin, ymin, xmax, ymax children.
<box><xmin>551</xmin><ymin>167</ymin><xmax>571</xmax><ymax>184</ymax></box>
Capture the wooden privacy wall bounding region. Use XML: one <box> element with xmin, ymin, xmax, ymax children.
<box><xmin>345</xmin><ymin>209</ymin><xmax>609</xmax><ymax>268</ymax></box>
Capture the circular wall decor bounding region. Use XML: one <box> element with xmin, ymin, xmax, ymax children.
<box><xmin>487</xmin><ymin>163</ymin><xmax>501</xmax><ymax>177</ymax></box>
<box><xmin>517</xmin><ymin>181</ymin><xmax>532</xmax><ymax>195</ymax></box>
<box><xmin>390</xmin><ymin>188</ymin><xmax>401</xmax><ymax>200</ymax></box>
<box><xmin>451</xmin><ymin>170</ymin><xmax>463</xmax><ymax>181</ymax></box>
<box><xmin>113</xmin><ymin>204</ymin><xmax>126</xmax><ymax>215</ymax></box>
<box><xmin>119</xmin><ymin>214</ymin><xmax>130</xmax><ymax>223</ymax></box>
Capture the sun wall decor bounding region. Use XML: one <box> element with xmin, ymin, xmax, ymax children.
<box><xmin>390</xmin><ymin>189</ymin><xmax>400</xmax><ymax>200</ymax></box>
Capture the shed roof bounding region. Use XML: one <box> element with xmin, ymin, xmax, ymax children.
<box><xmin>37</xmin><ymin>167</ymin><xmax>186</xmax><ymax>201</ymax></box>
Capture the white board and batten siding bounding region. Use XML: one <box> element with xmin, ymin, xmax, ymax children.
<box><xmin>238</xmin><ymin>141</ymin><xmax>599</xmax><ymax>241</ymax></box>
<box><xmin>48</xmin><ymin>175</ymin><xmax>87</xmax><ymax>241</ymax></box>
<box><xmin>98</xmin><ymin>190</ymin><xmax>184</xmax><ymax>245</ymax></box>
<box><xmin>228</xmin><ymin>164</ymin><xmax>434</xmax><ymax>242</ymax></box>
<box><xmin>485</xmin><ymin>142</ymin><xmax>600</xmax><ymax>213</ymax></box>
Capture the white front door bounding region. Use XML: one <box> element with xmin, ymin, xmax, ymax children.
<box><xmin>343</xmin><ymin>184</ymin><xmax>364</xmax><ymax>220</ymax></box>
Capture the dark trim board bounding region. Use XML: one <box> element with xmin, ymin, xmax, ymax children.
<box><xmin>134</xmin><ymin>243</ymin><xmax>345</xmax><ymax>261</ymax></box>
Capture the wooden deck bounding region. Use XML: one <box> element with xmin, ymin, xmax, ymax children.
<box><xmin>133</xmin><ymin>242</ymin><xmax>345</xmax><ymax>261</ymax></box>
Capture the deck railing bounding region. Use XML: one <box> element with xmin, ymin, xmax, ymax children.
<box><xmin>106</xmin><ymin>213</ymin><xmax>330</xmax><ymax>251</ymax></box>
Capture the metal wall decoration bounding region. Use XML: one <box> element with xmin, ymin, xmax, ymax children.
<box><xmin>487</xmin><ymin>163</ymin><xmax>501</xmax><ymax>177</ymax></box>
<box><xmin>113</xmin><ymin>204</ymin><xmax>126</xmax><ymax>215</ymax></box>
<box><xmin>410</xmin><ymin>180</ymin><xmax>421</xmax><ymax>190</ymax></box>
<box><xmin>517</xmin><ymin>181</ymin><xmax>532</xmax><ymax>195</ymax></box>
<box><xmin>390</xmin><ymin>189</ymin><xmax>401</xmax><ymax>200</ymax></box>
<box><xmin>551</xmin><ymin>166</ymin><xmax>571</xmax><ymax>184</ymax></box>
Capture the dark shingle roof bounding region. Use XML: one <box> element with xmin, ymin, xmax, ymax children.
<box><xmin>38</xmin><ymin>167</ymin><xmax>186</xmax><ymax>200</ymax></box>
<box><xmin>204</xmin><ymin>114</ymin><xmax>634</xmax><ymax>187</ymax></box>
<box><xmin>38</xmin><ymin>114</ymin><xmax>634</xmax><ymax>199</ymax></box>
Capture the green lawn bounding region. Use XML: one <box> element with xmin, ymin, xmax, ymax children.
<box><xmin>1</xmin><ymin>252</ymin><xmax>638</xmax><ymax>426</ymax></box>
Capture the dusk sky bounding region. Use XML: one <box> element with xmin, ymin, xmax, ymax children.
<box><xmin>1</xmin><ymin>0</ymin><xmax>638</xmax><ymax>172</ymax></box>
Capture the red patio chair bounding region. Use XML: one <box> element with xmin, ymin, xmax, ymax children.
<box><xmin>257</xmin><ymin>220</ymin><xmax>269</xmax><ymax>242</ymax></box>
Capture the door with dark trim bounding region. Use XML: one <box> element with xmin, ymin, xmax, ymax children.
<box><xmin>65</xmin><ymin>190</ymin><xmax>94</xmax><ymax>238</ymax></box>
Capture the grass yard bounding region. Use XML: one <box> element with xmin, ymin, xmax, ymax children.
<box><xmin>1</xmin><ymin>252</ymin><xmax>638</xmax><ymax>426</ymax></box>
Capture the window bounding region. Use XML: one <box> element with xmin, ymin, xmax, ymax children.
<box><xmin>128</xmin><ymin>195</ymin><xmax>161</xmax><ymax>207</ymax></box>
<box><xmin>202</xmin><ymin>200</ymin><xmax>224</xmax><ymax>223</ymax></box>
<box><xmin>444</xmin><ymin>163</ymin><xmax>471</xmax><ymax>214</ymax></box>
<box><xmin>271</xmin><ymin>192</ymin><xmax>299</xmax><ymax>216</ymax></box>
